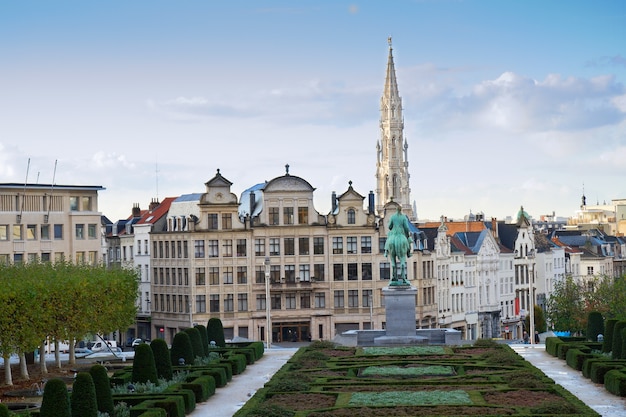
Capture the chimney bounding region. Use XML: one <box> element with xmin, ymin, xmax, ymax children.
<box><xmin>149</xmin><ymin>198</ymin><xmax>160</xmax><ymax>211</ymax></box>
<box><xmin>368</xmin><ymin>191</ymin><xmax>375</xmax><ymax>215</ymax></box>
<box><xmin>249</xmin><ymin>191</ymin><xmax>256</xmax><ymax>228</ymax></box>
<box><xmin>132</xmin><ymin>203</ymin><xmax>141</xmax><ymax>218</ymax></box>
<box><xmin>491</xmin><ymin>217</ymin><xmax>498</xmax><ymax>239</ymax></box>
<box><xmin>331</xmin><ymin>192</ymin><xmax>337</xmax><ymax>213</ymax></box>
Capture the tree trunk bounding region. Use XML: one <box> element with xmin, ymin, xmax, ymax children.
<box><xmin>39</xmin><ymin>341</ymin><xmax>48</xmax><ymax>374</ymax></box>
<box><xmin>68</xmin><ymin>337</ymin><xmax>76</xmax><ymax>365</ymax></box>
<box><xmin>54</xmin><ymin>340</ymin><xmax>62</xmax><ymax>369</ymax></box>
<box><xmin>19</xmin><ymin>352</ymin><xmax>30</xmax><ymax>379</ymax></box>
<box><xmin>3</xmin><ymin>352</ymin><xmax>13</xmax><ymax>385</ymax></box>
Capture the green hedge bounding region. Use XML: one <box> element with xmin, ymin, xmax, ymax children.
<box><xmin>603</xmin><ymin>319</ymin><xmax>619</xmax><ymax>353</ymax></box>
<box><xmin>182</xmin><ymin>374</ymin><xmax>216</xmax><ymax>402</ymax></box>
<box><xmin>113</xmin><ymin>394</ymin><xmax>185</xmax><ymax>417</ymax></box>
<box><xmin>565</xmin><ymin>348</ymin><xmax>595</xmax><ymax>371</ymax></box>
<box><xmin>135</xmin><ymin>409</ymin><xmax>166</xmax><ymax>417</ymax></box>
<box><xmin>221</xmin><ymin>354</ymin><xmax>247</xmax><ymax>375</ymax></box>
<box><xmin>605</xmin><ymin>368</ymin><xmax>626</xmax><ymax>396</ymax></box>
<box><xmin>545</xmin><ymin>337</ymin><xmax>562</xmax><ymax>356</ymax></box>
<box><xmin>591</xmin><ymin>363</ymin><xmax>626</xmax><ymax>384</ymax></box>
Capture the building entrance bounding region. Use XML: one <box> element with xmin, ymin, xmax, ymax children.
<box><xmin>273</xmin><ymin>322</ymin><xmax>310</xmax><ymax>342</ymax></box>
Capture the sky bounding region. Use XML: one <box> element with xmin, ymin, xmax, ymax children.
<box><xmin>1</xmin><ymin>0</ymin><xmax>625</xmax><ymax>223</ymax></box>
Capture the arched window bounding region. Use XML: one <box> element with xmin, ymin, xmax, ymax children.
<box><xmin>347</xmin><ymin>209</ymin><xmax>356</xmax><ymax>224</ymax></box>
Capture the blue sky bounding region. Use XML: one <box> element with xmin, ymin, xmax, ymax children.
<box><xmin>1</xmin><ymin>1</ymin><xmax>625</xmax><ymax>222</ymax></box>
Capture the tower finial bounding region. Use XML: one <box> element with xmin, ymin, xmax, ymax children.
<box><xmin>285</xmin><ymin>164</ymin><xmax>290</xmax><ymax>175</ymax></box>
<box><xmin>388</xmin><ymin>36</ymin><xmax>392</xmax><ymax>48</ymax></box>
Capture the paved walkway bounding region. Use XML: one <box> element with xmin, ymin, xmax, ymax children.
<box><xmin>188</xmin><ymin>343</ymin><xmax>626</xmax><ymax>417</ymax></box>
<box><xmin>512</xmin><ymin>343</ymin><xmax>626</xmax><ymax>417</ymax></box>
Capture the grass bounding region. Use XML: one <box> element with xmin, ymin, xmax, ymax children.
<box><xmin>361</xmin><ymin>365</ymin><xmax>455</xmax><ymax>377</ymax></box>
<box><xmin>349</xmin><ymin>390</ymin><xmax>472</xmax><ymax>406</ymax></box>
<box><xmin>362</xmin><ymin>346</ymin><xmax>446</xmax><ymax>355</ymax></box>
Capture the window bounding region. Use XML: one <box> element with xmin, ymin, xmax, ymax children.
<box><xmin>271</xmin><ymin>294</ymin><xmax>281</xmax><ymax>310</ymax></box>
<box><xmin>269</xmin><ymin>238</ymin><xmax>280</xmax><ymax>256</ymax></box>
<box><xmin>347</xmin><ymin>236</ymin><xmax>357</xmax><ymax>254</ymax></box>
<box><xmin>379</xmin><ymin>237</ymin><xmax>386</xmax><ymax>254</ymax></box>
<box><xmin>236</xmin><ymin>239</ymin><xmax>246</xmax><ymax>257</ymax></box>
<box><xmin>314</xmin><ymin>264</ymin><xmax>325</xmax><ymax>281</ymax></box>
<box><xmin>380</xmin><ymin>262</ymin><xmax>390</xmax><ymax>280</ymax></box>
<box><xmin>299</xmin><ymin>264</ymin><xmax>310</xmax><ymax>282</ymax></box>
<box><xmin>223</xmin><ymin>266</ymin><xmax>234</xmax><ymax>284</ymax></box>
<box><xmin>285</xmin><ymin>293</ymin><xmax>296</xmax><ymax>309</ymax></box>
<box><xmin>299</xmin><ymin>237</ymin><xmax>309</xmax><ymax>255</ymax></box>
<box><xmin>348</xmin><ymin>290</ymin><xmax>359</xmax><ymax>307</ymax></box>
<box><xmin>40</xmin><ymin>224</ymin><xmax>50</xmax><ymax>240</ymax></box>
<box><xmin>137</xmin><ymin>240</ymin><xmax>142</xmax><ymax>255</ymax></box>
<box><xmin>177</xmin><ymin>241</ymin><xmax>182</xmax><ymax>258</ymax></box>
<box><xmin>237</xmin><ymin>266</ymin><xmax>247</xmax><ymax>284</ymax></box>
<box><xmin>348</xmin><ymin>263</ymin><xmax>358</xmax><ymax>280</ymax></box>
<box><xmin>194</xmin><ymin>240</ymin><xmax>205</xmax><ymax>258</ymax></box>
<box><xmin>13</xmin><ymin>225</ymin><xmax>23</xmax><ymax>240</ymax></box>
<box><xmin>361</xmin><ymin>236</ymin><xmax>372</xmax><ymax>254</ymax></box>
<box><xmin>184</xmin><ymin>269</ymin><xmax>189</xmax><ymax>285</ymax></box>
<box><xmin>209</xmin><ymin>267</ymin><xmax>219</xmax><ymax>285</ymax></box>
<box><xmin>269</xmin><ymin>207</ymin><xmax>279</xmax><ymax>225</ymax></box>
<box><xmin>209</xmin><ymin>295</ymin><xmax>219</xmax><ymax>312</ymax></box>
<box><xmin>76</xmin><ymin>252</ymin><xmax>85</xmax><ymax>263</ymax></box>
<box><xmin>0</xmin><ymin>254</ymin><xmax>9</xmax><ymax>264</ymax></box>
<box><xmin>315</xmin><ymin>292</ymin><xmax>325</xmax><ymax>308</ymax></box>
<box><xmin>333</xmin><ymin>264</ymin><xmax>343</xmax><ymax>281</ymax></box>
<box><xmin>224</xmin><ymin>294</ymin><xmax>234</xmax><ymax>312</ymax></box>
<box><xmin>53</xmin><ymin>224</ymin><xmax>63</xmax><ymax>239</ymax></box>
<box><xmin>332</xmin><ymin>237</ymin><xmax>343</xmax><ymax>254</ymax></box>
<box><xmin>255</xmin><ymin>266</ymin><xmax>265</xmax><ymax>283</ymax></box>
<box><xmin>254</xmin><ymin>239</ymin><xmax>265</xmax><ymax>256</ymax></box>
<box><xmin>183</xmin><ymin>241</ymin><xmax>188</xmax><ymax>258</ymax></box>
<box><xmin>195</xmin><ymin>267</ymin><xmax>206</xmax><ymax>285</ymax></box>
<box><xmin>284</xmin><ymin>207</ymin><xmax>294</xmax><ymax>225</ymax></box>
<box><xmin>88</xmin><ymin>224</ymin><xmax>97</xmax><ymax>239</ymax></box>
<box><xmin>347</xmin><ymin>208</ymin><xmax>356</xmax><ymax>224</ymax></box>
<box><xmin>300</xmin><ymin>292</ymin><xmax>311</xmax><ymax>309</ymax></box>
<box><xmin>165</xmin><ymin>269</ymin><xmax>170</xmax><ymax>285</ymax></box>
<box><xmin>41</xmin><ymin>253</ymin><xmax>51</xmax><ymax>262</ymax></box>
<box><xmin>75</xmin><ymin>224</ymin><xmax>85</xmax><ymax>239</ymax></box>
<box><xmin>285</xmin><ymin>265</ymin><xmax>296</xmax><ymax>283</ymax></box>
<box><xmin>238</xmin><ymin>293</ymin><xmax>248</xmax><ymax>311</ymax></box>
<box><xmin>208</xmin><ymin>240</ymin><xmax>219</xmax><ymax>257</ymax></box>
<box><xmin>208</xmin><ymin>213</ymin><xmax>218</xmax><ymax>230</ymax></box>
<box><xmin>26</xmin><ymin>224</ymin><xmax>36</xmax><ymax>240</ymax></box>
<box><xmin>587</xmin><ymin>266</ymin><xmax>594</xmax><ymax>275</ymax></box>
<box><xmin>334</xmin><ymin>290</ymin><xmax>344</xmax><ymax>308</ymax></box>
<box><xmin>362</xmin><ymin>263</ymin><xmax>372</xmax><ymax>280</ymax></box>
<box><xmin>298</xmin><ymin>207</ymin><xmax>308</xmax><ymax>224</ymax></box>
<box><xmin>69</xmin><ymin>196</ymin><xmax>78</xmax><ymax>211</ymax></box>
<box><xmin>270</xmin><ymin>265</ymin><xmax>280</xmax><ymax>283</ymax></box>
<box><xmin>165</xmin><ymin>242</ymin><xmax>170</xmax><ymax>258</ymax></box>
<box><xmin>222</xmin><ymin>213</ymin><xmax>232</xmax><ymax>230</ymax></box>
<box><xmin>314</xmin><ymin>237</ymin><xmax>324</xmax><ymax>254</ymax></box>
<box><xmin>363</xmin><ymin>289</ymin><xmax>372</xmax><ymax>307</ymax></box>
<box><xmin>0</xmin><ymin>225</ymin><xmax>8</xmax><ymax>240</ymax></box>
<box><xmin>284</xmin><ymin>238</ymin><xmax>295</xmax><ymax>255</ymax></box>
<box><xmin>223</xmin><ymin>239</ymin><xmax>233</xmax><ymax>257</ymax></box>
<box><xmin>82</xmin><ymin>196</ymin><xmax>92</xmax><ymax>211</ymax></box>
<box><xmin>256</xmin><ymin>294</ymin><xmax>266</xmax><ymax>311</ymax></box>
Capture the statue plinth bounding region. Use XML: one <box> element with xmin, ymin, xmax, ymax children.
<box><xmin>382</xmin><ymin>285</ymin><xmax>417</xmax><ymax>337</ymax></box>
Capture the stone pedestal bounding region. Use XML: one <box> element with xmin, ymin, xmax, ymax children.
<box><xmin>382</xmin><ymin>286</ymin><xmax>417</xmax><ymax>336</ymax></box>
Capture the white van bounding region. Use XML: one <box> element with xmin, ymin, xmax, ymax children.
<box><xmin>89</xmin><ymin>340</ymin><xmax>118</xmax><ymax>352</ymax></box>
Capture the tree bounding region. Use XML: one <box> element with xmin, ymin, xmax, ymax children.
<box><xmin>207</xmin><ymin>317</ymin><xmax>226</xmax><ymax>347</ymax></box>
<box><xmin>71</xmin><ymin>372</ymin><xmax>98</xmax><ymax>417</ymax></box>
<box><xmin>40</xmin><ymin>378</ymin><xmax>71</xmax><ymax>417</ymax></box>
<box><xmin>586</xmin><ymin>311</ymin><xmax>604</xmax><ymax>342</ymax></box>
<box><xmin>89</xmin><ymin>364</ymin><xmax>114</xmax><ymax>415</ymax></box>
<box><xmin>184</xmin><ymin>327</ymin><xmax>204</xmax><ymax>360</ymax></box>
<box><xmin>525</xmin><ymin>305</ymin><xmax>547</xmax><ymax>334</ymax></box>
<box><xmin>195</xmin><ymin>324</ymin><xmax>210</xmax><ymax>357</ymax></box>
<box><xmin>585</xmin><ymin>275</ymin><xmax>626</xmax><ymax>319</ymax></box>
<box><xmin>170</xmin><ymin>332</ymin><xmax>194</xmax><ymax>366</ymax></box>
<box><xmin>132</xmin><ymin>343</ymin><xmax>159</xmax><ymax>384</ymax></box>
<box><xmin>612</xmin><ymin>321</ymin><xmax>626</xmax><ymax>360</ymax></box>
<box><xmin>546</xmin><ymin>276</ymin><xmax>585</xmax><ymax>333</ymax></box>
<box><xmin>603</xmin><ymin>319</ymin><xmax>618</xmax><ymax>353</ymax></box>
<box><xmin>151</xmin><ymin>338</ymin><xmax>173</xmax><ymax>381</ymax></box>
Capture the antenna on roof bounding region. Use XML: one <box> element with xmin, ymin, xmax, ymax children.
<box><xmin>18</xmin><ymin>158</ymin><xmax>31</xmax><ymax>223</ymax></box>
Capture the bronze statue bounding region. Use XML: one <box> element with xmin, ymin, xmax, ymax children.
<box><xmin>384</xmin><ymin>206</ymin><xmax>412</xmax><ymax>286</ymax></box>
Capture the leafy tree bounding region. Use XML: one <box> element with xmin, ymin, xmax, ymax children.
<box><xmin>71</xmin><ymin>372</ymin><xmax>98</xmax><ymax>417</ymax></box>
<box><xmin>89</xmin><ymin>364</ymin><xmax>114</xmax><ymax>415</ymax></box>
<box><xmin>207</xmin><ymin>317</ymin><xmax>226</xmax><ymax>347</ymax></box>
<box><xmin>603</xmin><ymin>319</ymin><xmax>619</xmax><ymax>353</ymax></box>
<box><xmin>170</xmin><ymin>332</ymin><xmax>194</xmax><ymax>366</ymax></box>
<box><xmin>132</xmin><ymin>343</ymin><xmax>159</xmax><ymax>384</ymax></box>
<box><xmin>546</xmin><ymin>276</ymin><xmax>585</xmax><ymax>333</ymax></box>
<box><xmin>195</xmin><ymin>324</ymin><xmax>210</xmax><ymax>357</ymax></box>
<box><xmin>40</xmin><ymin>378</ymin><xmax>71</xmax><ymax>417</ymax></box>
<box><xmin>585</xmin><ymin>275</ymin><xmax>626</xmax><ymax>319</ymax></box>
<box><xmin>525</xmin><ymin>305</ymin><xmax>547</xmax><ymax>334</ymax></box>
<box><xmin>586</xmin><ymin>311</ymin><xmax>604</xmax><ymax>342</ymax></box>
<box><xmin>150</xmin><ymin>338</ymin><xmax>173</xmax><ymax>381</ymax></box>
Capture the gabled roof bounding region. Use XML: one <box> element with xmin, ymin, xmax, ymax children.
<box><xmin>135</xmin><ymin>197</ymin><xmax>177</xmax><ymax>225</ymax></box>
<box><xmin>419</xmin><ymin>221</ymin><xmax>486</xmax><ymax>236</ymax></box>
<box><xmin>449</xmin><ymin>235</ymin><xmax>474</xmax><ymax>255</ymax></box>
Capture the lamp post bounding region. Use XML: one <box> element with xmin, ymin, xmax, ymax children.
<box><xmin>529</xmin><ymin>255</ymin><xmax>535</xmax><ymax>344</ymax></box>
<box><xmin>369</xmin><ymin>294</ymin><xmax>374</xmax><ymax>329</ymax></box>
<box><xmin>264</xmin><ymin>256</ymin><xmax>271</xmax><ymax>349</ymax></box>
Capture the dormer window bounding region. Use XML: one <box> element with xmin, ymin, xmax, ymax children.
<box><xmin>347</xmin><ymin>209</ymin><xmax>356</xmax><ymax>224</ymax></box>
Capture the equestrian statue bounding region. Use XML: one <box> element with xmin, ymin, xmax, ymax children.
<box><xmin>384</xmin><ymin>206</ymin><xmax>413</xmax><ymax>286</ymax></box>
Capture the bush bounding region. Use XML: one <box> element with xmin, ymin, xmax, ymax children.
<box><xmin>171</xmin><ymin>331</ymin><xmax>194</xmax><ymax>366</ymax></box>
<box><xmin>151</xmin><ymin>338</ymin><xmax>173</xmax><ymax>381</ymax></box>
<box><xmin>184</xmin><ymin>327</ymin><xmax>205</xmax><ymax>359</ymax></box>
<box><xmin>605</xmin><ymin>368</ymin><xmax>626</xmax><ymax>396</ymax></box>
<box><xmin>207</xmin><ymin>317</ymin><xmax>226</xmax><ymax>347</ymax></box>
<box><xmin>604</xmin><ymin>318</ymin><xmax>618</xmax><ymax>353</ymax></box>
<box><xmin>195</xmin><ymin>324</ymin><xmax>210</xmax><ymax>357</ymax></box>
<box><xmin>587</xmin><ymin>311</ymin><xmax>604</xmax><ymax>342</ymax></box>
<box><xmin>133</xmin><ymin>343</ymin><xmax>159</xmax><ymax>383</ymax></box>
<box><xmin>89</xmin><ymin>364</ymin><xmax>114</xmax><ymax>415</ymax></box>
<box><xmin>612</xmin><ymin>321</ymin><xmax>626</xmax><ymax>359</ymax></box>
<box><xmin>71</xmin><ymin>372</ymin><xmax>98</xmax><ymax>417</ymax></box>
<box><xmin>0</xmin><ymin>403</ymin><xmax>10</xmax><ymax>417</ymax></box>
<box><xmin>40</xmin><ymin>378</ymin><xmax>71</xmax><ymax>417</ymax></box>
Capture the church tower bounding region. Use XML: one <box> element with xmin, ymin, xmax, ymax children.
<box><xmin>375</xmin><ymin>38</ymin><xmax>414</xmax><ymax>220</ymax></box>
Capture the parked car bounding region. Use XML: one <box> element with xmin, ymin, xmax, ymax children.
<box><xmin>131</xmin><ymin>338</ymin><xmax>148</xmax><ymax>348</ymax></box>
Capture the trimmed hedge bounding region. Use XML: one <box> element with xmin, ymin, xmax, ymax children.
<box><xmin>90</xmin><ymin>364</ymin><xmax>114</xmax><ymax>415</ymax></box>
<box><xmin>113</xmin><ymin>394</ymin><xmax>185</xmax><ymax>417</ymax></box>
<box><xmin>587</xmin><ymin>311</ymin><xmax>604</xmax><ymax>342</ymax></box>
<box><xmin>71</xmin><ymin>372</ymin><xmax>98</xmax><ymax>417</ymax></box>
<box><xmin>565</xmin><ymin>348</ymin><xmax>595</xmax><ymax>371</ymax></box>
<box><xmin>207</xmin><ymin>317</ymin><xmax>226</xmax><ymax>347</ymax></box>
<box><xmin>591</xmin><ymin>362</ymin><xmax>626</xmax><ymax>384</ymax></box>
<box><xmin>605</xmin><ymin>368</ymin><xmax>626</xmax><ymax>396</ymax></box>
<box><xmin>195</xmin><ymin>324</ymin><xmax>210</xmax><ymax>357</ymax></box>
<box><xmin>612</xmin><ymin>321</ymin><xmax>626</xmax><ymax>359</ymax></box>
<box><xmin>132</xmin><ymin>343</ymin><xmax>159</xmax><ymax>384</ymax></box>
<box><xmin>184</xmin><ymin>327</ymin><xmax>205</xmax><ymax>360</ymax></box>
<box><xmin>161</xmin><ymin>385</ymin><xmax>196</xmax><ymax>413</ymax></box>
<box><xmin>171</xmin><ymin>331</ymin><xmax>194</xmax><ymax>366</ymax></box>
<box><xmin>151</xmin><ymin>338</ymin><xmax>173</xmax><ymax>381</ymax></box>
<box><xmin>603</xmin><ymin>318</ymin><xmax>619</xmax><ymax>353</ymax></box>
<box><xmin>40</xmin><ymin>378</ymin><xmax>71</xmax><ymax>417</ymax></box>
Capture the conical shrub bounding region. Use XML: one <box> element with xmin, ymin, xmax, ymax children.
<box><xmin>151</xmin><ymin>338</ymin><xmax>173</xmax><ymax>380</ymax></box>
<box><xmin>132</xmin><ymin>343</ymin><xmax>159</xmax><ymax>383</ymax></box>
<box><xmin>71</xmin><ymin>372</ymin><xmax>98</xmax><ymax>417</ymax></box>
<box><xmin>184</xmin><ymin>327</ymin><xmax>204</xmax><ymax>359</ymax></box>
<box><xmin>207</xmin><ymin>317</ymin><xmax>226</xmax><ymax>347</ymax></box>
<box><xmin>603</xmin><ymin>318</ymin><xmax>618</xmax><ymax>353</ymax></box>
<box><xmin>195</xmin><ymin>324</ymin><xmax>210</xmax><ymax>356</ymax></box>
<box><xmin>89</xmin><ymin>364</ymin><xmax>114</xmax><ymax>415</ymax></box>
<box><xmin>586</xmin><ymin>311</ymin><xmax>604</xmax><ymax>342</ymax></box>
<box><xmin>611</xmin><ymin>320</ymin><xmax>626</xmax><ymax>360</ymax></box>
<box><xmin>40</xmin><ymin>378</ymin><xmax>70</xmax><ymax>417</ymax></box>
<box><xmin>170</xmin><ymin>331</ymin><xmax>194</xmax><ymax>366</ymax></box>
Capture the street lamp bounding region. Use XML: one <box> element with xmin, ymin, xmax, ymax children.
<box><xmin>528</xmin><ymin>250</ymin><xmax>536</xmax><ymax>344</ymax></box>
<box><xmin>369</xmin><ymin>294</ymin><xmax>374</xmax><ymax>329</ymax></box>
<box><xmin>264</xmin><ymin>256</ymin><xmax>272</xmax><ymax>349</ymax></box>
